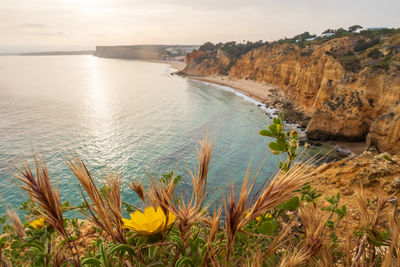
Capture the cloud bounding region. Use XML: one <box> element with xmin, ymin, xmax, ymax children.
<box><xmin>19</xmin><ymin>23</ymin><xmax>46</xmax><ymax>28</ymax></box>
<box><xmin>1</xmin><ymin>0</ymin><xmax>399</xmax><ymax>48</ymax></box>
<box><xmin>31</xmin><ymin>32</ymin><xmax>64</xmax><ymax>36</ymax></box>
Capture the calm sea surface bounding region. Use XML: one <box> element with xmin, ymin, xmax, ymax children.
<box><xmin>0</xmin><ymin>55</ymin><xmax>316</xmax><ymax>214</ymax></box>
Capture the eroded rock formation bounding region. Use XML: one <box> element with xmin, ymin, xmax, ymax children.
<box><xmin>366</xmin><ymin>101</ymin><xmax>400</xmax><ymax>154</ymax></box>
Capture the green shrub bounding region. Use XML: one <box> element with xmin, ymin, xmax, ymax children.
<box><xmin>354</xmin><ymin>38</ymin><xmax>380</xmax><ymax>52</ymax></box>
<box><xmin>368</xmin><ymin>48</ymin><xmax>384</xmax><ymax>59</ymax></box>
<box><xmin>339</xmin><ymin>55</ymin><xmax>361</xmax><ymax>72</ymax></box>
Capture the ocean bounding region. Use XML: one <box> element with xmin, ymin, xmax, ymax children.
<box><xmin>0</xmin><ymin>55</ymin><xmax>314</xmax><ymax>214</ymax></box>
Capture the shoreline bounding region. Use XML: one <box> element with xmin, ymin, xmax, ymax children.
<box><xmin>184</xmin><ymin>75</ymin><xmax>277</xmax><ymax>103</ymax></box>
<box><xmin>146</xmin><ymin>59</ymin><xmax>366</xmax><ymax>155</ymax></box>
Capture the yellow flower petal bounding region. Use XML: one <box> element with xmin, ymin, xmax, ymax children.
<box><xmin>29</xmin><ymin>218</ymin><xmax>45</xmax><ymax>229</ymax></box>
<box><xmin>122</xmin><ymin>206</ymin><xmax>175</xmax><ymax>236</ymax></box>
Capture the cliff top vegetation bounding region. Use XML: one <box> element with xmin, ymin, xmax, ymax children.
<box><xmin>190</xmin><ymin>26</ymin><xmax>400</xmax><ymax>75</ymax></box>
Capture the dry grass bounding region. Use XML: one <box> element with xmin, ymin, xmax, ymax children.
<box><xmin>66</xmin><ymin>155</ymin><xmax>126</xmax><ymax>244</ymax></box>
<box><xmin>224</xmin><ymin>166</ymin><xmax>255</xmax><ymax>258</ymax></box>
<box><xmin>278</xmin><ymin>248</ymin><xmax>309</xmax><ymax>267</ymax></box>
<box><xmin>14</xmin><ymin>156</ymin><xmax>66</xmax><ymax>237</ymax></box>
<box><xmin>188</xmin><ymin>136</ymin><xmax>214</xmax><ymax>208</ymax></box>
<box><xmin>299</xmin><ymin>205</ymin><xmax>325</xmax><ymax>258</ymax></box>
<box><xmin>6</xmin><ymin>209</ymin><xmax>25</xmax><ymax>239</ymax></box>
<box><xmin>352</xmin><ymin>186</ymin><xmax>392</xmax><ymax>267</ymax></box>
<box><xmin>148</xmin><ymin>137</ymin><xmax>214</xmax><ymax>265</ymax></box>
<box><xmin>129</xmin><ymin>180</ymin><xmax>146</xmax><ymax>205</ymax></box>
<box><xmin>248</xmin><ymin>163</ymin><xmax>312</xmax><ymax>223</ymax></box>
<box><xmin>202</xmin><ymin>207</ymin><xmax>222</xmax><ymax>266</ymax></box>
<box><xmin>13</xmin><ymin>155</ymin><xmax>80</xmax><ymax>265</ymax></box>
<box><xmin>382</xmin><ymin>198</ymin><xmax>400</xmax><ymax>267</ymax></box>
<box><xmin>224</xmin><ymin>162</ymin><xmax>312</xmax><ymax>259</ymax></box>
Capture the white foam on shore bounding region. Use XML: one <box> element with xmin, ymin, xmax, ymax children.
<box><xmin>195</xmin><ymin>80</ymin><xmax>278</xmax><ymax>117</ymax></box>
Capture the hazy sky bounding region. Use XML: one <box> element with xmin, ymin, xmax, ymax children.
<box><xmin>1</xmin><ymin>0</ymin><xmax>399</xmax><ymax>52</ymax></box>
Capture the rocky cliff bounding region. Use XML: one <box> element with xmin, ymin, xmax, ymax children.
<box><xmin>311</xmin><ymin>151</ymin><xmax>400</xmax><ymax>235</ymax></box>
<box><xmin>366</xmin><ymin>100</ymin><xmax>400</xmax><ymax>154</ymax></box>
<box><xmin>181</xmin><ymin>32</ymin><xmax>400</xmax><ymax>153</ymax></box>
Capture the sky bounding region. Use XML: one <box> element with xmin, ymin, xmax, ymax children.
<box><xmin>1</xmin><ymin>0</ymin><xmax>399</xmax><ymax>53</ymax></box>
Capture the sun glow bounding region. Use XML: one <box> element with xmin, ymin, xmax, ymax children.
<box><xmin>85</xmin><ymin>56</ymin><xmax>111</xmax><ymax>119</ymax></box>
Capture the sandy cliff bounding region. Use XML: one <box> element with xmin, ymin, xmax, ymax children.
<box><xmin>366</xmin><ymin>100</ymin><xmax>400</xmax><ymax>154</ymax></box>
<box><xmin>181</xmin><ymin>33</ymin><xmax>400</xmax><ymax>153</ymax></box>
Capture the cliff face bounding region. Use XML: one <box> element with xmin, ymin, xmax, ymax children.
<box><xmin>229</xmin><ymin>41</ymin><xmax>347</xmax><ymax>115</ymax></box>
<box><xmin>183</xmin><ymin>50</ymin><xmax>233</xmax><ymax>76</ymax></box>
<box><xmin>228</xmin><ymin>37</ymin><xmax>400</xmax><ymax>141</ymax></box>
<box><xmin>366</xmin><ymin>101</ymin><xmax>400</xmax><ymax>154</ymax></box>
<box><xmin>182</xmin><ymin>33</ymin><xmax>400</xmax><ymax>152</ymax></box>
<box><xmin>307</xmin><ymin>67</ymin><xmax>400</xmax><ymax>141</ymax></box>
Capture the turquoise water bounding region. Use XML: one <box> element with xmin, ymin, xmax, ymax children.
<box><xmin>0</xmin><ymin>55</ymin><xmax>293</xmax><ymax>214</ymax></box>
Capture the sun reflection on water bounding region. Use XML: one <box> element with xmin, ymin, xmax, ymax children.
<box><xmin>83</xmin><ymin>57</ymin><xmax>127</xmax><ymax>172</ymax></box>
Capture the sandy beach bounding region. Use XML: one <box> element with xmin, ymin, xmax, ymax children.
<box><xmin>185</xmin><ymin>75</ymin><xmax>279</xmax><ymax>103</ymax></box>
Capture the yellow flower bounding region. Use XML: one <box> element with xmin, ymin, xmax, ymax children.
<box><xmin>29</xmin><ymin>218</ymin><xmax>45</xmax><ymax>229</ymax></box>
<box><xmin>245</xmin><ymin>212</ymin><xmax>261</xmax><ymax>222</ymax></box>
<box><xmin>264</xmin><ymin>212</ymin><xmax>272</xmax><ymax>219</ymax></box>
<box><xmin>245</xmin><ymin>212</ymin><xmax>272</xmax><ymax>222</ymax></box>
<box><xmin>122</xmin><ymin>207</ymin><xmax>176</xmax><ymax>236</ymax></box>
<box><xmin>289</xmin><ymin>130</ymin><xmax>297</xmax><ymax>137</ymax></box>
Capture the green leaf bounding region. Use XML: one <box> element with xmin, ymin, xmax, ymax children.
<box><xmin>304</xmin><ymin>194</ymin><xmax>313</xmax><ymax>202</ymax></box>
<box><xmin>282</xmin><ymin>197</ymin><xmax>300</xmax><ymax>211</ymax></box>
<box><xmin>269</xmin><ymin>142</ymin><xmax>282</xmax><ymax>153</ymax></box>
<box><xmin>20</xmin><ymin>242</ymin><xmax>44</xmax><ymax>251</ymax></box>
<box><xmin>383</xmin><ymin>155</ymin><xmax>392</xmax><ymax>161</ymax></box>
<box><xmin>81</xmin><ymin>257</ymin><xmax>102</xmax><ymax>266</ymax></box>
<box><xmin>148</xmin><ymin>246</ymin><xmax>158</xmax><ymax>260</ymax></box>
<box><xmin>325</xmin><ymin>196</ymin><xmax>335</xmax><ymax>205</ymax></box>
<box><xmin>269</xmin><ymin>124</ymin><xmax>277</xmax><ymax>135</ymax></box>
<box><xmin>258</xmin><ymin>220</ymin><xmax>278</xmax><ymax>235</ymax></box>
<box><xmin>259</xmin><ymin>129</ymin><xmax>273</xmax><ymax>137</ymax></box>
<box><xmin>100</xmin><ymin>242</ymin><xmax>107</xmax><ymax>265</ymax></box>
<box><xmin>108</xmin><ymin>244</ymin><xmax>134</xmax><ymax>256</ymax></box>
<box><xmin>200</xmin><ymin>244</ymin><xmax>208</xmax><ymax>261</ymax></box>
<box><xmin>171</xmin><ymin>235</ymin><xmax>182</xmax><ymax>246</ymax></box>
<box><xmin>326</xmin><ymin>220</ymin><xmax>334</xmax><ymax>230</ymax></box>
<box><xmin>39</xmin><ymin>232</ymin><xmax>48</xmax><ymax>243</ymax></box>
<box><xmin>273</xmin><ymin>117</ymin><xmax>281</xmax><ymax>125</ymax></box>
<box><xmin>175</xmin><ymin>256</ymin><xmax>194</xmax><ymax>267</ymax></box>
<box><xmin>276</xmin><ymin>139</ymin><xmax>288</xmax><ymax>151</ymax></box>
